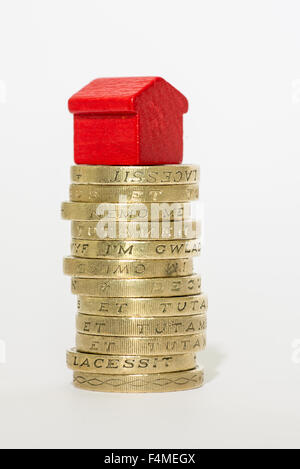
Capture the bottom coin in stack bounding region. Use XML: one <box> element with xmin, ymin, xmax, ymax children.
<box><xmin>73</xmin><ymin>368</ymin><xmax>204</xmax><ymax>393</ymax></box>
<box><xmin>66</xmin><ymin>348</ymin><xmax>197</xmax><ymax>374</ymax></box>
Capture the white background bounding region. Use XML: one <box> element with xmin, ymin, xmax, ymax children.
<box><xmin>0</xmin><ymin>0</ymin><xmax>300</xmax><ymax>449</ymax></box>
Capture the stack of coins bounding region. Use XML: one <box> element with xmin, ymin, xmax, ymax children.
<box><xmin>62</xmin><ymin>164</ymin><xmax>208</xmax><ymax>393</ymax></box>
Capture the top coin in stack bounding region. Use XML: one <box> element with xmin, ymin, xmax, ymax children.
<box><xmin>70</xmin><ymin>164</ymin><xmax>200</xmax><ymax>185</ymax></box>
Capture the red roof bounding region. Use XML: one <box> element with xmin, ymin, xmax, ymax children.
<box><xmin>68</xmin><ymin>76</ymin><xmax>188</xmax><ymax>114</ymax></box>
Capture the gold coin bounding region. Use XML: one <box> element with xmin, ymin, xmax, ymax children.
<box><xmin>76</xmin><ymin>332</ymin><xmax>206</xmax><ymax>355</ymax></box>
<box><xmin>77</xmin><ymin>294</ymin><xmax>208</xmax><ymax>317</ymax></box>
<box><xmin>66</xmin><ymin>348</ymin><xmax>197</xmax><ymax>374</ymax></box>
<box><xmin>71</xmin><ymin>220</ymin><xmax>201</xmax><ymax>240</ymax></box>
<box><xmin>71</xmin><ymin>239</ymin><xmax>201</xmax><ymax>259</ymax></box>
<box><xmin>69</xmin><ymin>184</ymin><xmax>199</xmax><ymax>203</ymax></box>
<box><xmin>71</xmin><ymin>275</ymin><xmax>201</xmax><ymax>298</ymax></box>
<box><xmin>71</xmin><ymin>165</ymin><xmax>200</xmax><ymax>185</ymax></box>
<box><xmin>73</xmin><ymin>368</ymin><xmax>204</xmax><ymax>393</ymax></box>
<box><xmin>76</xmin><ymin>314</ymin><xmax>207</xmax><ymax>336</ymax></box>
<box><xmin>61</xmin><ymin>202</ymin><xmax>192</xmax><ymax>221</ymax></box>
<box><xmin>64</xmin><ymin>257</ymin><xmax>194</xmax><ymax>278</ymax></box>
